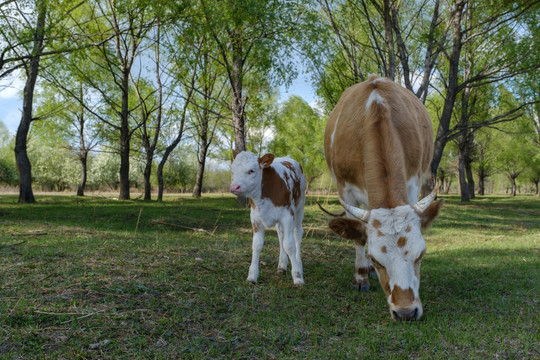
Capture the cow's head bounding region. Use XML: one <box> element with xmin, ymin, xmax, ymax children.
<box><xmin>230</xmin><ymin>150</ymin><xmax>274</xmax><ymax>197</ymax></box>
<box><xmin>330</xmin><ymin>191</ymin><xmax>443</xmax><ymax>321</ymax></box>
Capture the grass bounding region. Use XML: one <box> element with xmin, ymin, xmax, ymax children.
<box><xmin>0</xmin><ymin>193</ymin><xmax>538</xmax><ymax>359</ymax></box>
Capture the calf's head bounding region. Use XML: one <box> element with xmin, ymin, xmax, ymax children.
<box><xmin>331</xmin><ymin>191</ymin><xmax>443</xmax><ymax>321</ymax></box>
<box><xmin>230</xmin><ymin>150</ymin><xmax>274</xmax><ymax>197</ymax></box>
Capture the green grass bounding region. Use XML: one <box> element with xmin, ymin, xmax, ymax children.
<box><xmin>0</xmin><ymin>193</ymin><xmax>538</xmax><ymax>359</ymax></box>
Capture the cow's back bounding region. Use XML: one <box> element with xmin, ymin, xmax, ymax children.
<box><xmin>324</xmin><ymin>75</ymin><xmax>433</xmax><ymax>209</ymax></box>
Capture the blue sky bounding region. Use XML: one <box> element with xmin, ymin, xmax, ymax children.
<box><xmin>0</xmin><ymin>72</ymin><xmax>317</xmax><ymax>136</ymax></box>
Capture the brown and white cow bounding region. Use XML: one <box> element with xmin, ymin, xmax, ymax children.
<box><xmin>230</xmin><ymin>150</ymin><xmax>306</xmax><ymax>285</ymax></box>
<box><xmin>324</xmin><ymin>75</ymin><xmax>443</xmax><ymax>320</ymax></box>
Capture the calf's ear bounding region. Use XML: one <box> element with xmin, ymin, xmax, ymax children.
<box><xmin>258</xmin><ymin>153</ymin><xmax>275</xmax><ymax>168</ymax></box>
<box><xmin>329</xmin><ymin>217</ymin><xmax>367</xmax><ymax>246</ymax></box>
<box><xmin>419</xmin><ymin>198</ymin><xmax>444</xmax><ymax>230</ymax></box>
<box><xmin>232</xmin><ymin>149</ymin><xmax>239</xmax><ymax>159</ymax></box>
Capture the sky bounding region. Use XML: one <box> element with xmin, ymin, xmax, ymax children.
<box><xmin>0</xmin><ymin>71</ymin><xmax>318</xmax><ymax>136</ymax></box>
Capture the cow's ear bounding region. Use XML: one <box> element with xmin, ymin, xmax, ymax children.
<box><xmin>258</xmin><ymin>153</ymin><xmax>275</xmax><ymax>168</ymax></box>
<box><xmin>329</xmin><ymin>217</ymin><xmax>367</xmax><ymax>246</ymax></box>
<box><xmin>419</xmin><ymin>198</ymin><xmax>444</xmax><ymax>230</ymax></box>
<box><xmin>232</xmin><ymin>149</ymin><xmax>239</xmax><ymax>159</ymax></box>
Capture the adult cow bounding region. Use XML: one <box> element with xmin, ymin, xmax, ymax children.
<box><xmin>324</xmin><ymin>75</ymin><xmax>443</xmax><ymax>321</ymax></box>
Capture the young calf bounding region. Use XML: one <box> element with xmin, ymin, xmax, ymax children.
<box><xmin>230</xmin><ymin>150</ymin><xmax>306</xmax><ymax>285</ymax></box>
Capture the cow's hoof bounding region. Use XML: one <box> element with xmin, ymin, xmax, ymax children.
<box><xmin>369</xmin><ymin>266</ymin><xmax>377</xmax><ymax>278</ymax></box>
<box><xmin>246</xmin><ymin>278</ymin><xmax>257</xmax><ymax>284</ymax></box>
<box><xmin>276</xmin><ymin>268</ymin><xmax>287</xmax><ymax>275</ymax></box>
<box><xmin>352</xmin><ymin>282</ymin><xmax>370</xmax><ymax>292</ymax></box>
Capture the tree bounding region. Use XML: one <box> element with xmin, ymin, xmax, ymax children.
<box><xmin>33</xmin><ymin>79</ymin><xmax>101</xmax><ymax>196</ymax></box>
<box><xmin>268</xmin><ymin>95</ymin><xmax>326</xmax><ymax>190</ymax></box>
<box><xmin>2</xmin><ymin>0</ymin><xmax>109</xmax><ymax>202</ymax></box>
<box><xmin>199</xmin><ymin>0</ymin><xmax>299</xmax><ymax>152</ymax></box>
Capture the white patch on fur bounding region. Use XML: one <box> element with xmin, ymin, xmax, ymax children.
<box><xmin>406</xmin><ymin>176</ymin><xmax>420</xmax><ymax>205</ymax></box>
<box><xmin>366</xmin><ymin>205</ymin><xmax>425</xmax><ymax>306</ymax></box>
<box><xmin>365</xmin><ymin>89</ymin><xmax>385</xmax><ymax>110</ymax></box>
<box><xmin>370</xmin><ymin>77</ymin><xmax>386</xmax><ymax>84</ymax></box>
<box><xmin>330</xmin><ymin>109</ymin><xmax>342</xmax><ymax>149</ymax></box>
<box><xmin>342</xmin><ymin>182</ymin><xmax>369</xmax><ymax>208</ymax></box>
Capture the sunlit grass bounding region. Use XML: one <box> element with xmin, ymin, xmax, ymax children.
<box><xmin>0</xmin><ymin>194</ymin><xmax>538</xmax><ymax>358</ymax></box>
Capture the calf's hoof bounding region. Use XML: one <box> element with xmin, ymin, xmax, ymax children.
<box><xmin>246</xmin><ymin>278</ymin><xmax>257</xmax><ymax>284</ymax></box>
<box><xmin>276</xmin><ymin>268</ymin><xmax>287</xmax><ymax>275</ymax></box>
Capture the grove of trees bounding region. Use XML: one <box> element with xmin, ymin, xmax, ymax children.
<box><xmin>0</xmin><ymin>0</ymin><xmax>538</xmax><ymax>203</ymax></box>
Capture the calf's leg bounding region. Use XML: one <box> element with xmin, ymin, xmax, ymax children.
<box><xmin>276</xmin><ymin>223</ymin><xmax>288</xmax><ymax>274</ymax></box>
<box><xmin>281</xmin><ymin>219</ymin><xmax>304</xmax><ymax>285</ymax></box>
<box><xmin>247</xmin><ymin>226</ymin><xmax>265</xmax><ymax>284</ymax></box>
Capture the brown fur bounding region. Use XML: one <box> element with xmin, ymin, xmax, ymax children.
<box><xmin>328</xmin><ymin>218</ymin><xmax>367</xmax><ymax>246</ymax></box>
<box><xmin>420</xmin><ymin>199</ymin><xmax>444</xmax><ymax>230</ymax></box>
<box><xmin>391</xmin><ymin>285</ymin><xmax>415</xmax><ymax>307</ymax></box>
<box><xmin>397</xmin><ymin>236</ymin><xmax>408</xmax><ymax>248</ymax></box>
<box><xmin>371</xmin><ymin>257</ymin><xmax>391</xmax><ymax>296</ymax></box>
<box><xmin>324</xmin><ymin>76</ymin><xmax>434</xmax><ymax>210</ymax></box>
<box><xmin>357</xmin><ymin>267</ymin><xmax>369</xmax><ymax>277</ymax></box>
<box><xmin>381</xmin><ymin>245</ymin><xmax>387</xmax><ymax>253</ymax></box>
<box><xmin>261</xmin><ymin>166</ymin><xmax>290</xmax><ymax>208</ymax></box>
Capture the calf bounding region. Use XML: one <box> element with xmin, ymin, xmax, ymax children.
<box><xmin>230</xmin><ymin>150</ymin><xmax>306</xmax><ymax>285</ymax></box>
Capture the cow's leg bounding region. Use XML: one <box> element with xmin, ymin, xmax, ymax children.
<box><xmin>281</xmin><ymin>219</ymin><xmax>304</xmax><ymax>285</ymax></box>
<box><xmin>353</xmin><ymin>243</ymin><xmax>370</xmax><ymax>292</ymax></box>
<box><xmin>293</xmin><ymin>205</ymin><xmax>305</xmax><ymax>267</ymax></box>
<box><xmin>276</xmin><ymin>223</ymin><xmax>288</xmax><ymax>274</ymax></box>
<box><xmin>247</xmin><ymin>225</ymin><xmax>265</xmax><ymax>284</ymax></box>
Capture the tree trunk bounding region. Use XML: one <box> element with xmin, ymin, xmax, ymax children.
<box><xmin>192</xmin><ymin>155</ymin><xmax>206</xmax><ymax>198</ymax></box>
<box><xmin>478</xmin><ymin>168</ymin><xmax>485</xmax><ymax>196</ymax></box>
<box><xmin>15</xmin><ymin>0</ymin><xmax>47</xmax><ymax>204</ymax></box>
<box><xmin>383</xmin><ymin>0</ymin><xmax>395</xmax><ymax>80</ymax></box>
<box><xmin>510</xmin><ymin>175</ymin><xmax>517</xmax><ymax>197</ymax></box>
<box><xmin>143</xmin><ymin>150</ymin><xmax>153</xmax><ymax>200</ymax></box>
<box><xmin>457</xmin><ymin>147</ymin><xmax>470</xmax><ymax>202</ymax></box>
<box><xmin>430</xmin><ymin>0</ymin><xmax>465</xmax><ymax>177</ymax></box>
<box><xmin>466</xmin><ymin>159</ymin><xmax>475</xmax><ymax>199</ymax></box>
<box><xmin>77</xmin><ymin>151</ymin><xmax>88</xmax><ymax>196</ymax></box>
<box><xmin>118</xmin><ymin>74</ymin><xmax>131</xmax><ymax>200</ymax></box>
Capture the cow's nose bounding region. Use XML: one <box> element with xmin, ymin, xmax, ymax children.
<box><xmin>392</xmin><ymin>308</ymin><xmax>419</xmax><ymax>321</ymax></box>
<box><xmin>230</xmin><ymin>184</ymin><xmax>241</xmax><ymax>194</ymax></box>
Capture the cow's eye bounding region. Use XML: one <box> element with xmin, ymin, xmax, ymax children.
<box><xmin>248</xmin><ymin>170</ymin><xmax>255</xmax><ymax>175</ymax></box>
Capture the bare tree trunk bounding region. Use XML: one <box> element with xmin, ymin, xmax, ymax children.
<box><xmin>509</xmin><ymin>175</ymin><xmax>517</xmax><ymax>197</ymax></box>
<box><xmin>15</xmin><ymin>0</ymin><xmax>47</xmax><ymax>204</ymax></box>
<box><xmin>431</xmin><ymin>0</ymin><xmax>466</xmax><ymax>177</ymax></box>
<box><xmin>143</xmin><ymin>152</ymin><xmax>152</xmax><ymax>200</ymax></box>
<box><xmin>192</xmin><ymin>153</ymin><xmax>206</xmax><ymax>198</ymax></box>
<box><xmin>457</xmin><ymin>142</ymin><xmax>470</xmax><ymax>202</ymax></box>
<box><xmin>478</xmin><ymin>168</ymin><xmax>485</xmax><ymax>196</ymax></box>
<box><xmin>466</xmin><ymin>158</ymin><xmax>475</xmax><ymax>199</ymax></box>
<box><xmin>77</xmin><ymin>151</ymin><xmax>88</xmax><ymax>196</ymax></box>
<box><xmin>118</xmin><ymin>73</ymin><xmax>131</xmax><ymax>200</ymax></box>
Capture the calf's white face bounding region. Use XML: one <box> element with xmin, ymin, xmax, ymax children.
<box><xmin>230</xmin><ymin>151</ymin><xmax>273</xmax><ymax>197</ymax></box>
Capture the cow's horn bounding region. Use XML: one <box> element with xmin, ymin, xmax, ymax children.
<box><xmin>339</xmin><ymin>196</ymin><xmax>370</xmax><ymax>222</ymax></box>
<box><xmin>412</xmin><ymin>189</ymin><xmax>437</xmax><ymax>214</ymax></box>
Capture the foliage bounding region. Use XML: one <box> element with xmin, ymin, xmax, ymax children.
<box><xmin>0</xmin><ymin>194</ymin><xmax>538</xmax><ymax>358</ymax></box>
<box><xmin>268</xmin><ymin>95</ymin><xmax>326</xmax><ymax>188</ymax></box>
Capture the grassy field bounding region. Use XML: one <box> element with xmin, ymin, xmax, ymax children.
<box><xmin>0</xmin><ymin>193</ymin><xmax>538</xmax><ymax>359</ymax></box>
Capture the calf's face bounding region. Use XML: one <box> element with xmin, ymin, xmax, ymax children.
<box><xmin>230</xmin><ymin>151</ymin><xmax>274</xmax><ymax>197</ymax></box>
